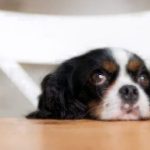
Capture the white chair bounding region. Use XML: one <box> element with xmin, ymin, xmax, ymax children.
<box><xmin>0</xmin><ymin>10</ymin><xmax>150</xmax><ymax>108</ymax></box>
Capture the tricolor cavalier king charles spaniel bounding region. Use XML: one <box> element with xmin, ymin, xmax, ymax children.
<box><xmin>27</xmin><ymin>48</ymin><xmax>150</xmax><ymax>120</ymax></box>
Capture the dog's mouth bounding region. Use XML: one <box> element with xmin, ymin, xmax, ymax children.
<box><xmin>103</xmin><ymin>104</ymin><xmax>144</xmax><ymax>120</ymax></box>
<box><xmin>94</xmin><ymin>99</ymin><xmax>150</xmax><ymax>121</ymax></box>
<box><xmin>116</xmin><ymin>104</ymin><xmax>140</xmax><ymax>120</ymax></box>
<box><xmin>111</xmin><ymin>103</ymin><xmax>150</xmax><ymax>120</ymax></box>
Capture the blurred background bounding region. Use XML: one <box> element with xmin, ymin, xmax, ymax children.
<box><xmin>0</xmin><ymin>0</ymin><xmax>150</xmax><ymax>117</ymax></box>
<box><xmin>0</xmin><ymin>0</ymin><xmax>150</xmax><ymax>15</ymax></box>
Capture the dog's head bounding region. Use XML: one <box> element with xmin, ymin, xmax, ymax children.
<box><xmin>27</xmin><ymin>48</ymin><xmax>150</xmax><ymax>120</ymax></box>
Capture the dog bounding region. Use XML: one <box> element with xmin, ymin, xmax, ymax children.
<box><xmin>27</xmin><ymin>48</ymin><xmax>150</xmax><ymax>120</ymax></box>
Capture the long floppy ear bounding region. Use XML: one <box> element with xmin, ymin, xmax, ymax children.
<box><xmin>26</xmin><ymin>63</ymin><xmax>87</xmax><ymax>119</ymax></box>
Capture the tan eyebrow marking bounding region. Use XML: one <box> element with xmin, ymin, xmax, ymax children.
<box><xmin>128</xmin><ymin>59</ymin><xmax>142</xmax><ymax>71</ymax></box>
<box><xmin>102</xmin><ymin>61</ymin><xmax>117</xmax><ymax>73</ymax></box>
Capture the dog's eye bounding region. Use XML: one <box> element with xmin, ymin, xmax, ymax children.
<box><xmin>91</xmin><ymin>73</ymin><xmax>107</xmax><ymax>85</ymax></box>
<box><xmin>138</xmin><ymin>74</ymin><xmax>149</xmax><ymax>87</ymax></box>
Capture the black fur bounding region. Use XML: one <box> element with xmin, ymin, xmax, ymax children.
<box><xmin>27</xmin><ymin>48</ymin><xmax>150</xmax><ymax>120</ymax></box>
<box><xmin>27</xmin><ymin>48</ymin><xmax>119</xmax><ymax>119</ymax></box>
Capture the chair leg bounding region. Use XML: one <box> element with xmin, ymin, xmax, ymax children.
<box><xmin>0</xmin><ymin>60</ymin><xmax>40</xmax><ymax>108</ymax></box>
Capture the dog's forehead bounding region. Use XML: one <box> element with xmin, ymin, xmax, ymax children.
<box><xmin>108</xmin><ymin>48</ymin><xmax>145</xmax><ymax>71</ymax></box>
<box><xmin>109</xmin><ymin>48</ymin><xmax>132</xmax><ymax>68</ymax></box>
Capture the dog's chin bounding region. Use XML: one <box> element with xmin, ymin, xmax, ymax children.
<box><xmin>100</xmin><ymin>115</ymin><xmax>140</xmax><ymax>121</ymax></box>
<box><xmin>100</xmin><ymin>115</ymin><xmax>141</xmax><ymax>121</ymax></box>
<box><xmin>112</xmin><ymin>114</ymin><xmax>140</xmax><ymax>121</ymax></box>
<box><xmin>100</xmin><ymin>110</ymin><xmax>150</xmax><ymax>121</ymax></box>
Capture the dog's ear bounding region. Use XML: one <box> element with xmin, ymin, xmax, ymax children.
<box><xmin>26</xmin><ymin>64</ymin><xmax>87</xmax><ymax>119</ymax></box>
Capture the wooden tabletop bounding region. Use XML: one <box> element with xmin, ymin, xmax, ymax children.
<box><xmin>1</xmin><ymin>119</ymin><xmax>150</xmax><ymax>150</ymax></box>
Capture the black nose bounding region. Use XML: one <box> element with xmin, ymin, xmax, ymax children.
<box><xmin>119</xmin><ymin>85</ymin><xmax>139</xmax><ymax>105</ymax></box>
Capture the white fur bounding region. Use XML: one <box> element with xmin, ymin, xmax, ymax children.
<box><xmin>99</xmin><ymin>48</ymin><xmax>150</xmax><ymax>120</ymax></box>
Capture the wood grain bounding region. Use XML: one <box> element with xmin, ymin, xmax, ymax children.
<box><xmin>1</xmin><ymin>119</ymin><xmax>150</xmax><ymax>150</ymax></box>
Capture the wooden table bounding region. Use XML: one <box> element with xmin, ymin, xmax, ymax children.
<box><xmin>1</xmin><ymin>119</ymin><xmax>150</xmax><ymax>150</ymax></box>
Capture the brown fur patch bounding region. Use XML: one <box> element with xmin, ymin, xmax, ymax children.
<box><xmin>128</xmin><ymin>59</ymin><xmax>142</xmax><ymax>72</ymax></box>
<box><xmin>102</xmin><ymin>61</ymin><xmax>117</xmax><ymax>73</ymax></box>
<box><xmin>88</xmin><ymin>101</ymin><xmax>103</xmax><ymax>119</ymax></box>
